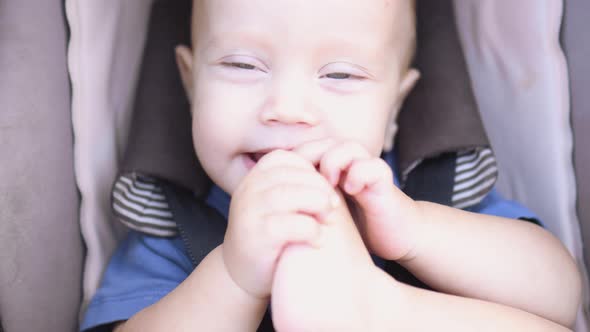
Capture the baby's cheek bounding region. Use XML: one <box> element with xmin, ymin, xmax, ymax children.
<box><xmin>349</xmin><ymin>124</ymin><xmax>389</xmax><ymax>157</ymax></box>
<box><xmin>192</xmin><ymin>133</ymin><xmax>231</xmax><ymax>190</ymax></box>
<box><xmin>359</xmin><ymin>135</ymin><xmax>387</xmax><ymax>158</ymax></box>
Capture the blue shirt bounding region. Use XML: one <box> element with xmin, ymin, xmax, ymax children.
<box><xmin>81</xmin><ymin>160</ymin><xmax>539</xmax><ymax>331</ymax></box>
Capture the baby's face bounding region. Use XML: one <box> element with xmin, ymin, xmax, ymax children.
<box><xmin>178</xmin><ymin>0</ymin><xmax>417</xmax><ymax>195</ymax></box>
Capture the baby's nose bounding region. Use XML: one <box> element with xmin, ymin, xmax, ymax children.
<box><xmin>259</xmin><ymin>77</ymin><xmax>320</xmax><ymax>127</ymax></box>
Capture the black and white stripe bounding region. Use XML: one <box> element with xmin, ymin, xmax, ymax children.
<box><xmin>452</xmin><ymin>148</ymin><xmax>498</xmax><ymax>209</ymax></box>
<box><xmin>112</xmin><ymin>173</ymin><xmax>178</xmax><ymax>237</ymax></box>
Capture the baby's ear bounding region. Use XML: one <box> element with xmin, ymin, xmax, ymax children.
<box><xmin>398</xmin><ymin>68</ymin><xmax>421</xmax><ymax>103</ymax></box>
<box><xmin>383</xmin><ymin>68</ymin><xmax>421</xmax><ymax>152</ymax></box>
<box><xmin>175</xmin><ymin>45</ymin><xmax>195</xmax><ymax>105</ymax></box>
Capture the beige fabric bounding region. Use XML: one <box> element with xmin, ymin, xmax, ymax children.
<box><xmin>65</xmin><ymin>0</ymin><xmax>154</xmax><ymax>311</ymax></box>
<box><xmin>454</xmin><ymin>0</ymin><xmax>589</xmax><ymax>330</ymax></box>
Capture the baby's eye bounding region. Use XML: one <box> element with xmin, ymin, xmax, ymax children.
<box><xmin>223</xmin><ymin>62</ymin><xmax>258</xmax><ymax>70</ymax></box>
<box><xmin>215</xmin><ymin>55</ymin><xmax>268</xmax><ymax>83</ymax></box>
<box><xmin>319</xmin><ymin>62</ymin><xmax>369</xmax><ymax>82</ymax></box>
<box><xmin>324</xmin><ymin>72</ymin><xmax>358</xmax><ymax>80</ymax></box>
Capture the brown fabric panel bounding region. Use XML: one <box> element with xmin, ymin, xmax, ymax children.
<box><xmin>122</xmin><ymin>0</ymin><xmax>210</xmax><ymax>196</ymax></box>
<box><xmin>396</xmin><ymin>0</ymin><xmax>489</xmax><ymax>173</ymax></box>
<box><xmin>562</xmin><ymin>0</ymin><xmax>590</xmax><ymax>277</ymax></box>
<box><xmin>0</xmin><ymin>1</ymin><xmax>82</xmax><ymax>331</ymax></box>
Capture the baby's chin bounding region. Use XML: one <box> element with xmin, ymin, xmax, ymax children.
<box><xmin>201</xmin><ymin>163</ymin><xmax>243</xmax><ymax>197</ymax></box>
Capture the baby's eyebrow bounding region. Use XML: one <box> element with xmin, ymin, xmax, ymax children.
<box><xmin>313</xmin><ymin>40</ymin><xmax>386</xmax><ymax>69</ymax></box>
<box><xmin>202</xmin><ymin>32</ymin><xmax>272</xmax><ymax>53</ymax></box>
<box><xmin>314</xmin><ymin>39</ymin><xmax>379</xmax><ymax>57</ymax></box>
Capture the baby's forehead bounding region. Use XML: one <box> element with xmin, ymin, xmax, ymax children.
<box><xmin>191</xmin><ymin>0</ymin><xmax>415</xmax><ymax>71</ymax></box>
<box><xmin>192</xmin><ymin>0</ymin><xmax>411</xmax><ymax>44</ymax></box>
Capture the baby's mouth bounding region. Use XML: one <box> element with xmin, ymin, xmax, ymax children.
<box><xmin>245</xmin><ymin>147</ymin><xmax>294</xmax><ymax>166</ymax></box>
<box><xmin>247</xmin><ymin>152</ymin><xmax>268</xmax><ymax>163</ymax></box>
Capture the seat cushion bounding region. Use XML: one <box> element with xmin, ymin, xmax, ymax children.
<box><xmin>563</xmin><ymin>0</ymin><xmax>590</xmax><ymax>327</ymax></box>
<box><xmin>455</xmin><ymin>0</ymin><xmax>589</xmax><ymax>329</ymax></box>
<box><xmin>0</xmin><ymin>1</ymin><xmax>82</xmax><ymax>331</ymax></box>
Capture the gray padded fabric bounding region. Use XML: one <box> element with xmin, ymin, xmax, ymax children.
<box><xmin>123</xmin><ymin>0</ymin><xmax>210</xmax><ymax>196</ymax></box>
<box><xmin>562</xmin><ymin>0</ymin><xmax>590</xmax><ymax>279</ymax></box>
<box><xmin>0</xmin><ymin>1</ymin><xmax>82</xmax><ymax>331</ymax></box>
<box><xmin>397</xmin><ymin>0</ymin><xmax>489</xmax><ymax>173</ymax></box>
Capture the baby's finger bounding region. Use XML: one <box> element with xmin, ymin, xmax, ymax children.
<box><xmin>264</xmin><ymin>213</ymin><xmax>323</xmax><ymax>250</ymax></box>
<box><xmin>343</xmin><ymin>158</ymin><xmax>393</xmax><ymax>196</ymax></box>
<box><xmin>291</xmin><ymin>138</ymin><xmax>337</xmax><ymax>167</ymax></box>
<box><xmin>262</xmin><ymin>184</ymin><xmax>341</xmax><ymax>221</ymax></box>
<box><xmin>255</xmin><ymin>149</ymin><xmax>315</xmax><ymax>173</ymax></box>
<box><xmin>319</xmin><ymin>142</ymin><xmax>371</xmax><ymax>186</ymax></box>
<box><xmin>255</xmin><ymin>166</ymin><xmax>335</xmax><ymax>194</ymax></box>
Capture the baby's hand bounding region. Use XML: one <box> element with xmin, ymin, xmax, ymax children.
<box><xmin>222</xmin><ymin>150</ymin><xmax>340</xmax><ymax>299</ymax></box>
<box><xmin>295</xmin><ymin>139</ymin><xmax>421</xmax><ymax>262</ymax></box>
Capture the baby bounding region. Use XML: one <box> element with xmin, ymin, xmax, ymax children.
<box><xmin>81</xmin><ymin>0</ymin><xmax>581</xmax><ymax>331</ymax></box>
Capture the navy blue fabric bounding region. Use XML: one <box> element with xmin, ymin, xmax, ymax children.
<box><xmin>81</xmin><ymin>153</ymin><xmax>538</xmax><ymax>331</ymax></box>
